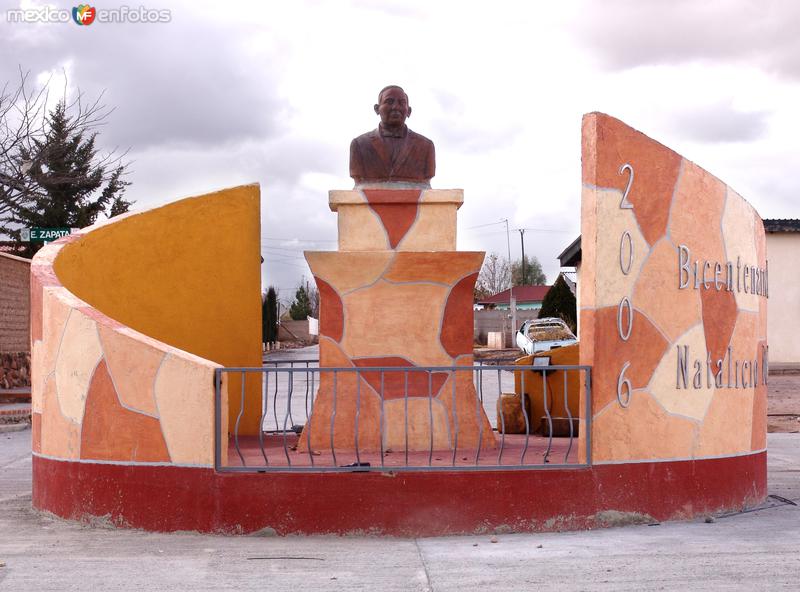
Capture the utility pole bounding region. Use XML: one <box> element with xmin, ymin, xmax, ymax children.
<box><xmin>501</xmin><ymin>218</ymin><xmax>511</xmax><ymax>267</ymax></box>
<box><xmin>502</xmin><ymin>218</ymin><xmax>516</xmax><ymax>343</ymax></box>
<box><xmin>518</xmin><ymin>229</ymin><xmax>526</xmax><ymax>285</ymax></box>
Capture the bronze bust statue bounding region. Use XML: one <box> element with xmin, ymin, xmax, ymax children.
<box><xmin>349</xmin><ymin>85</ymin><xmax>435</xmax><ymax>187</ymax></box>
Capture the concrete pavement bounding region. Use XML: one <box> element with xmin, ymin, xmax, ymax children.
<box><xmin>1</xmin><ymin>427</ymin><xmax>798</xmax><ymax>591</ymax></box>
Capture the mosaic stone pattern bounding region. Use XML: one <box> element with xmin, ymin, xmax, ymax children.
<box><xmin>31</xmin><ymin>216</ymin><xmax>226</xmax><ymax>468</ymax></box>
<box><xmin>330</xmin><ymin>188</ymin><xmax>461</xmax><ymax>252</ymax></box>
<box><xmin>581</xmin><ymin>113</ymin><xmax>768</xmax><ymax>463</ymax></box>
<box><xmin>301</xmin><ymin>189</ymin><xmax>495</xmax><ymax>452</ymax></box>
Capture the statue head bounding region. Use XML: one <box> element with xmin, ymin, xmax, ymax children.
<box><xmin>374</xmin><ymin>85</ymin><xmax>411</xmax><ymax>129</ymax></box>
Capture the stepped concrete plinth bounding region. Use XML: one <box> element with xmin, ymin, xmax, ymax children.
<box><xmin>301</xmin><ymin>188</ymin><xmax>495</xmax><ymax>452</ymax></box>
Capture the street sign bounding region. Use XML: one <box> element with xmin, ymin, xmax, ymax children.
<box><xmin>29</xmin><ymin>227</ymin><xmax>71</xmax><ymax>242</ymax></box>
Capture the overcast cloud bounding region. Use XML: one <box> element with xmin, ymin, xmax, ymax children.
<box><xmin>2</xmin><ymin>0</ymin><xmax>799</xmax><ymax>301</ymax></box>
<box><xmin>575</xmin><ymin>0</ymin><xmax>800</xmax><ymax>78</ymax></box>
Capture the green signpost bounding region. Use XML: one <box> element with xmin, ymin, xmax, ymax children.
<box><xmin>25</xmin><ymin>228</ymin><xmax>72</xmax><ymax>243</ymax></box>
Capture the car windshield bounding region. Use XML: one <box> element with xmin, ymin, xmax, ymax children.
<box><xmin>526</xmin><ymin>320</ymin><xmax>575</xmax><ymax>342</ymax></box>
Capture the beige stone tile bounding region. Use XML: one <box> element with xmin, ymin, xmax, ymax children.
<box><xmin>593</xmin><ymin>189</ymin><xmax>650</xmax><ymax>308</ymax></box>
<box><xmin>340</xmin><ymin>281</ymin><xmax>452</xmax><ymax>365</ymax></box>
<box><xmin>32</xmin><ymin>284</ymin><xmax>74</xmax><ymax>415</ymax></box>
<box><xmin>580</xmin><ymin>185</ymin><xmax>597</xmax><ymax>309</ymax></box>
<box><xmin>592</xmin><ymin>390</ymin><xmax>696</xmax><ymax>462</ymax></box>
<box><xmin>154</xmin><ymin>353</ymin><xmax>217</xmax><ymax>466</ymax></box>
<box><xmin>722</xmin><ymin>189</ymin><xmax>760</xmax><ymax>312</ymax></box>
<box><xmin>40</xmin><ymin>374</ymin><xmax>81</xmax><ymax>459</ymax></box>
<box><xmin>397</xmin><ymin>204</ymin><xmax>457</xmax><ymax>251</ymax></box>
<box><xmin>383</xmin><ymin>398</ymin><xmax>451</xmax><ymax>451</ymax></box>
<box><xmin>299</xmin><ymin>338</ymin><xmax>383</xmax><ymax>452</ymax></box>
<box><xmin>98</xmin><ymin>324</ymin><xmax>164</xmax><ymax>417</ymax></box>
<box><xmin>419</xmin><ymin>188</ymin><xmax>464</xmax><ymax>205</ymax></box>
<box><xmin>41</xmin><ymin>288</ymin><xmax>73</xmax><ymax>366</ymax></box>
<box><xmin>648</xmin><ymin>324</ymin><xmax>714</xmax><ymax>421</ymax></box>
<box><xmin>54</xmin><ymin>310</ymin><xmax>103</xmax><ymax>424</ymax></box>
<box><xmin>31</xmin><ymin>340</ymin><xmax>45</xmax><ymax>415</ymax></box>
<box><xmin>305</xmin><ymin>251</ymin><xmax>394</xmax><ymax>294</ymax></box>
<box><xmin>336</xmin><ymin>204</ymin><xmax>390</xmax><ymax>251</ymax></box>
<box><xmin>328</xmin><ymin>189</ymin><xmax>367</xmax><ymax>211</ymax></box>
<box><xmin>435</xmin><ymin>366</ymin><xmax>496</xmax><ymax>450</ymax></box>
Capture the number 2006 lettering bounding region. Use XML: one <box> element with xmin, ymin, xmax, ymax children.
<box><xmin>616</xmin><ymin>163</ymin><xmax>634</xmax><ymax>408</ymax></box>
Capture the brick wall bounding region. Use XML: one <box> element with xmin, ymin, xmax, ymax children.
<box><xmin>474</xmin><ymin>309</ymin><xmax>540</xmax><ymax>346</ymax></box>
<box><xmin>277</xmin><ymin>320</ymin><xmax>319</xmax><ymax>344</ymax></box>
<box><xmin>0</xmin><ymin>252</ymin><xmax>31</xmax><ymax>353</ymax></box>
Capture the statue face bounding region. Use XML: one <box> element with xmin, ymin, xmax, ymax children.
<box><xmin>374</xmin><ymin>87</ymin><xmax>411</xmax><ymax>127</ymax></box>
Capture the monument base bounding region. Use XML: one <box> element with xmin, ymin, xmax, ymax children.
<box><xmin>301</xmin><ymin>187</ymin><xmax>495</xmax><ymax>453</ymax></box>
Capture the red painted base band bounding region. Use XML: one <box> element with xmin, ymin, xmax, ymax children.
<box><xmin>32</xmin><ymin>452</ymin><xmax>767</xmax><ymax>536</ymax></box>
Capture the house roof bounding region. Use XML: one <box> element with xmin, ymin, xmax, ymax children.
<box><xmin>558</xmin><ymin>235</ymin><xmax>581</xmax><ymax>267</ymax></box>
<box><xmin>478</xmin><ymin>285</ymin><xmax>551</xmax><ymax>305</ymax></box>
<box><xmin>558</xmin><ymin>220</ymin><xmax>798</xmax><ymax>257</ymax></box>
<box><xmin>763</xmin><ymin>219</ymin><xmax>800</xmax><ymax>233</ymax></box>
<box><xmin>0</xmin><ymin>250</ymin><xmax>31</xmax><ymax>264</ymax></box>
<box><xmin>0</xmin><ymin>243</ymin><xmax>29</xmax><ymax>259</ymax></box>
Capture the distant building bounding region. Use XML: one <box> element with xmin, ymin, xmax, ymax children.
<box><xmin>558</xmin><ymin>236</ymin><xmax>582</xmax><ymax>335</ymax></box>
<box><xmin>764</xmin><ymin>219</ymin><xmax>800</xmax><ymax>369</ymax></box>
<box><xmin>0</xmin><ymin>251</ymin><xmax>31</xmax><ymax>389</ymax></box>
<box><xmin>477</xmin><ymin>285</ymin><xmax>551</xmax><ymax>311</ymax></box>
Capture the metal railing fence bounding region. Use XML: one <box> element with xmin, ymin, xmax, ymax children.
<box><xmin>215</xmin><ymin>362</ymin><xmax>591</xmax><ymax>473</ymax></box>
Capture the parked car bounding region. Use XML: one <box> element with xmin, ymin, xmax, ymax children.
<box><xmin>515</xmin><ymin>317</ymin><xmax>577</xmax><ymax>355</ymax></box>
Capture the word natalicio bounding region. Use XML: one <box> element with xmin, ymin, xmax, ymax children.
<box><xmin>677</xmin><ymin>344</ymin><xmax>768</xmax><ymax>390</ymax></box>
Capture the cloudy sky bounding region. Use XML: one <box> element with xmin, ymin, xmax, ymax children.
<box><xmin>3</xmin><ymin>0</ymin><xmax>799</xmax><ymax>303</ymax></box>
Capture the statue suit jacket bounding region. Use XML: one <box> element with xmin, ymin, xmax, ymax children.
<box><xmin>349</xmin><ymin>127</ymin><xmax>435</xmax><ymax>184</ymax></box>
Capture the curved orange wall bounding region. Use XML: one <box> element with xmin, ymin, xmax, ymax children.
<box><xmin>580</xmin><ymin>113</ymin><xmax>767</xmax><ymax>463</ymax></box>
<box><xmin>53</xmin><ymin>184</ymin><xmax>263</xmax><ymax>433</ymax></box>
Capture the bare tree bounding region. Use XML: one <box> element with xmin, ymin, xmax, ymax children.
<box><xmin>306</xmin><ymin>278</ymin><xmax>320</xmax><ymax>318</ymax></box>
<box><xmin>0</xmin><ymin>68</ymin><xmax>131</xmax><ymax>256</ymax></box>
<box><xmin>475</xmin><ymin>252</ymin><xmax>511</xmax><ymax>300</ymax></box>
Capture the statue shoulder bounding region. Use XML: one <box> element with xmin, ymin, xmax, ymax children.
<box><xmin>351</xmin><ymin>129</ymin><xmax>379</xmax><ymax>147</ymax></box>
<box><xmin>407</xmin><ymin>129</ymin><xmax>434</xmax><ymax>148</ymax></box>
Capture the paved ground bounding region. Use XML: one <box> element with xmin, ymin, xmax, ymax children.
<box><xmin>1</xmin><ymin>426</ymin><xmax>798</xmax><ymax>591</ymax></box>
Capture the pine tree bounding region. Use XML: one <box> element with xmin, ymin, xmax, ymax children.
<box><xmin>263</xmin><ymin>286</ymin><xmax>278</xmax><ymax>345</ymax></box>
<box><xmin>0</xmin><ymin>99</ymin><xmax>131</xmax><ymax>257</ymax></box>
<box><xmin>539</xmin><ymin>274</ymin><xmax>577</xmax><ymax>332</ymax></box>
<box><xmin>289</xmin><ymin>284</ymin><xmax>312</xmax><ymax>320</ymax></box>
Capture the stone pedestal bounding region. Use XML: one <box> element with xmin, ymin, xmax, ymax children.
<box><xmin>301</xmin><ymin>188</ymin><xmax>495</xmax><ymax>452</ymax></box>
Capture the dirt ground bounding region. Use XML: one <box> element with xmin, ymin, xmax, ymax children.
<box><xmin>768</xmin><ymin>373</ymin><xmax>800</xmax><ymax>433</ymax></box>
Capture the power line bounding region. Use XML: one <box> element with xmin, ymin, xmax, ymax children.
<box><xmin>263</xmin><ymin>254</ymin><xmax>306</xmax><ymax>262</ymax></box>
<box><xmin>261</xmin><ymin>245</ymin><xmax>311</xmax><ymax>254</ymax></box>
<box><xmin>464</xmin><ymin>230</ymin><xmax>511</xmax><ymax>238</ymax></box>
<box><xmin>466</xmin><ymin>220</ymin><xmax>507</xmax><ymax>230</ymax></box>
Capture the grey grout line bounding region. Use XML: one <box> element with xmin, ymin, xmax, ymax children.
<box><xmin>414</xmin><ymin>538</ymin><xmax>434</xmax><ymax>592</ymax></box>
